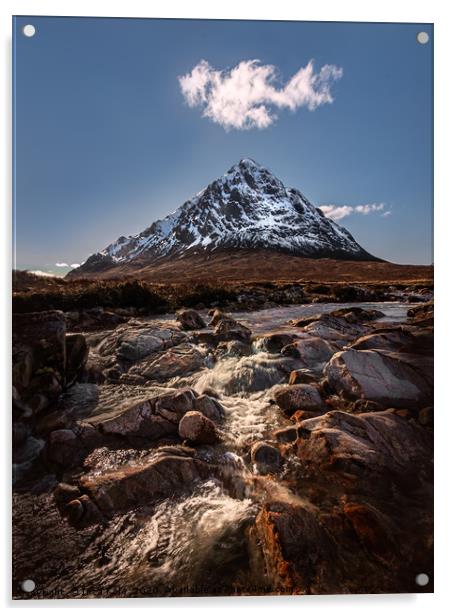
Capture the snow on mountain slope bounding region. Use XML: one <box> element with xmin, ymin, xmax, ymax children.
<box><xmin>71</xmin><ymin>159</ymin><xmax>378</xmax><ymax>276</ymax></box>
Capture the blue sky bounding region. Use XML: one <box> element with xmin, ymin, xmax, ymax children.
<box><xmin>13</xmin><ymin>17</ymin><xmax>433</xmax><ymax>272</ymax></box>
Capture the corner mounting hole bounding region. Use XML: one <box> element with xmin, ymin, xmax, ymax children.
<box><xmin>20</xmin><ymin>579</ymin><xmax>36</xmax><ymax>593</ymax></box>
<box><xmin>417</xmin><ymin>31</ymin><xmax>429</xmax><ymax>45</ymax></box>
<box><xmin>415</xmin><ymin>573</ymin><xmax>429</xmax><ymax>587</ymax></box>
<box><xmin>22</xmin><ymin>24</ymin><xmax>36</xmax><ymax>38</ymax></box>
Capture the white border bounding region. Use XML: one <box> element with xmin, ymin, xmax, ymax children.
<box><xmin>1</xmin><ymin>1</ymin><xmax>451</xmax><ymax>614</ymax></box>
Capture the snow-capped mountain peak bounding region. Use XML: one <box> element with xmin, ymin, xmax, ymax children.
<box><xmin>71</xmin><ymin>159</ymin><xmax>377</xmax><ymax>275</ymax></box>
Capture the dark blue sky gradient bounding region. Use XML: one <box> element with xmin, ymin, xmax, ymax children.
<box><xmin>13</xmin><ymin>17</ymin><xmax>433</xmax><ymax>269</ymax></box>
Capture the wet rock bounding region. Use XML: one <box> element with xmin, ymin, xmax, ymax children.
<box><xmin>349</xmin><ymin>328</ymin><xmax>416</xmax><ymax>352</ymax></box>
<box><xmin>154</xmin><ymin>387</ymin><xmax>197</xmax><ymax>416</ymax></box>
<box><xmin>282</xmin><ymin>336</ymin><xmax>339</xmax><ymax>365</ymax></box>
<box><xmin>329</xmin><ymin>306</ymin><xmax>384</xmax><ymax>322</ymax></box>
<box><xmin>251</xmin><ymin>442</ymin><xmax>282</xmax><ymax>473</ymax></box>
<box><xmin>254</xmin><ymin>332</ymin><xmax>300</xmax><ymax>353</ymax></box>
<box><xmin>129</xmin><ymin>343</ymin><xmax>207</xmax><ymax>381</ymax></box>
<box><xmin>217</xmin><ymin>340</ymin><xmax>251</xmax><ymax>357</ymax></box>
<box><xmin>274</xmin><ymin>426</ymin><xmax>298</xmax><ymax>443</ymax></box>
<box><xmin>324</xmin><ymin>349</ymin><xmax>433</xmax><ymax>408</ymax></box>
<box><xmin>288</xmin><ymin>369</ymin><xmax>318</xmax><ymax>385</ymax></box>
<box><xmin>65</xmin><ymin>333</ymin><xmax>89</xmax><ymax>385</ymax></box>
<box><xmin>47</xmin><ymin>423</ymin><xmax>101</xmax><ymax>468</ymax></box>
<box><xmin>78</xmin><ymin>494</ymin><xmax>103</xmax><ymax>526</ymax></box>
<box><xmin>178</xmin><ymin>411</ymin><xmax>218</xmax><ymax>445</ymax></box>
<box><xmin>92</xmin><ymin>399</ymin><xmax>176</xmax><ymax>440</ymax></box>
<box><xmin>80</xmin><ymin>447</ymin><xmax>211</xmax><ymax>513</ymax></box>
<box><xmin>12</xmin><ymin>311</ymin><xmax>66</xmax><ymax>395</ymax></box>
<box><xmin>176</xmin><ymin>308</ymin><xmax>206</xmax><ymax>330</ymax></box>
<box><xmin>65</xmin><ymin>499</ymin><xmax>84</xmax><ymax>525</ymax></box>
<box><xmin>209</xmin><ymin>310</ymin><xmax>251</xmax><ymax>343</ymax></box>
<box><xmin>296</xmin><ymin>409</ymin><xmax>431</xmax><ymax>477</ymax></box>
<box><xmin>407</xmin><ymin>301</ymin><xmax>434</xmax><ymax>327</ymax></box>
<box><xmin>273</xmin><ymin>384</ymin><xmax>326</xmax><ymax>414</ymax></box>
<box><xmin>194</xmin><ymin>394</ymin><xmax>225</xmax><ymax>422</ymax></box>
<box><xmin>53</xmin><ymin>482</ymin><xmax>81</xmax><ymax>507</ymax></box>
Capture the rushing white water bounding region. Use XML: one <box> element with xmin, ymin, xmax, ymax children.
<box><xmin>49</xmin><ymin>301</ymin><xmax>411</xmax><ymax>596</ymax></box>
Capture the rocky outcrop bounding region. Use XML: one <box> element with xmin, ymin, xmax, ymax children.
<box><xmin>209</xmin><ymin>310</ymin><xmax>252</xmax><ymax>343</ymax></box>
<box><xmin>324</xmin><ymin>348</ymin><xmax>433</xmax><ymax>408</ymax></box>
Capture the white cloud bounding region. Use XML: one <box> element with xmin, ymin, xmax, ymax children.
<box><xmin>318</xmin><ymin>205</ymin><xmax>354</xmax><ymax>221</ymax></box>
<box><xmin>319</xmin><ymin>203</ymin><xmax>390</xmax><ymax>221</ymax></box>
<box><xmin>179</xmin><ymin>59</ymin><xmax>343</xmax><ymax>130</ymax></box>
<box><xmin>355</xmin><ymin>203</ymin><xmax>385</xmax><ymax>215</ymax></box>
<box><xmin>55</xmin><ymin>262</ymin><xmax>68</xmax><ymax>267</ymax></box>
<box><xmin>70</xmin><ymin>263</ymin><xmax>81</xmax><ymax>268</ymax></box>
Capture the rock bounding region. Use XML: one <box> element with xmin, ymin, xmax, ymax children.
<box><xmin>296</xmin><ymin>409</ymin><xmax>431</xmax><ymax>477</ymax></box>
<box><xmin>91</xmin><ymin>399</ymin><xmax>176</xmax><ymax>440</ymax></box>
<box><xmin>407</xmin><ymin>301</ymin><xmax>433</xmax><ymax>327</ymax></box>
<box><xmin>273</xmin><ymin>384</ymin><xmax>326</xmax><ymax>414</ymax></box>
<box><xmin>329</xmin><ymin>306</ymin><xmax>384</xmax><ymax>322</ymax></box>
<box><xmin>78</xmin><ymin>494</ymin><xmax>103</xmax><ymax>526</ymax></box>
<box><xmin>65</xmin><ymin>499</ymin><xmax>84</xmax><ymax>525</ymax></box>
<box><xmin>254</xmin><ymin>332</ymin><xmax>300</xmax><ymax>353</ymax></box>
<box><xmin>273</xmin><ymin>426</ymin><xmax>298</xmax><ymax>443</ymax></box>
<box><xmin>176</xmin><ymin>309</ymin><xmax>206</xmax><ymax>330</ymax></box>
<box><xmin>251</xmin><ymin>442</ymin><xmax>282</xmax><ymax>473</ymax></box>
<box><xmin>129</xmin><ymin>343</ymin><xmax>207</xmax><ymax>381</ymax></box>
<box><xmin>324</xmin><ymin>349</ymin><xmax>433</xmax><ymax>408</ymax></box>
<box><xmin>80</xmin><ymin>447</ymin><xmax>211</xmax><ymax>513</ymax></box>
<box><xmin>194</xmin><ymin>394</ymin><xmax>225</xmax><ymax>422</ymax></box>
<box><xmin>178</xmin><ymin>411</ymin><xmax>218</xmax><ymax>445</ymax></box>
<box><xmin>282</xmin><ymin>337</ymin><xmax>338</xmax><ymax>365</ymax></box>
<box><xmin>12</xmin><ymin>311</ymin><xmax>66</xmax><ymax>394</ymax></box>
<box><xmin>65</xmin><ymin>333</ymin><xmax>89</xmax><ymax>385</ymax></box>
<box><xmin>288</xmin><ymin>369</ymin><xmax>318</xmax><ymax>385</ymax></box>
<box><xmin>209</xmin><ymin>310</ymin><xmax>251</xmax><ymax>343</ymax></box>
<box><xmin>349</xmin><ymin>328</ymin><xmax>416</xmax><ymax>352</ymax></box>
<box><xmin>47</xmin><ymin>424</ymin><xmax>101</xmax><ymax>468</ymax></box>
<box><xmin>53</xmin><ymin>482</ymin><xmax>82</xmax><ymax>507</ymax></box>
<box><xmin>217</xmin><ymin>340</ymin><xmax>251</xmax><ymax>357</ymax></box>
<box><xmin>116</xmin><ymin>332</ymin><xmax>164</xmax><ymax>361</ymax></box>
<box><xmin>154</xmin><ymin>388</ymin><xmax>197</xmax><ymax>416</ymax></box>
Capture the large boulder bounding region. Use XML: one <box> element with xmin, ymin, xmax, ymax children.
<box><xmin>128</xmin><ymin>343</ymin><xmax>208</xmax><ymax>381</ymax></box>
<box><xmin>12</xmin><ymin>311</ymin><xmax>66</xmax><ymax>394</ymax></box>
<box><xmin>176</xmin><ymin>308</ymin><xmax>206</xmax><ymax>330</ymax></box>
<box><xmin>273</xmin><ymin>384</ymin><xmax>326</xmax><ymax>414</ymax></box>
<box><xmin>178</xmin><ymin>411</ymin><xmax>218</xmax><ymax>445</ymax></box>
<box><xmin>296</xmin><ymin>409</ymin><xmax>432</xmax><ymax>477</ymax></box>
<box><xmin>324</xmin><ymin>348</ymin><xmax>433</xmax><ymax>408</ymax></box>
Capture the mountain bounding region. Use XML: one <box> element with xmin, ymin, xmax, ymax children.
<box><xmin>69</xmin><ymin>158</ymin><xmax>379</xmax><ymax>277</ymax></box>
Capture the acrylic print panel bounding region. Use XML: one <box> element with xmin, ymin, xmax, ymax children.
<box><xmin>12</xmin><ymin>16</ymin><xmax>433</xmax><ymax>599</ymax></box>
